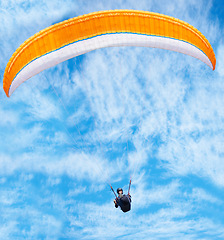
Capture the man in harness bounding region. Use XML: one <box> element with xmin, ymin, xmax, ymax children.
<box><xmin>113</xmin><ymin>187</ymin><xmax>131</xmax><ymax>213</ymax></box>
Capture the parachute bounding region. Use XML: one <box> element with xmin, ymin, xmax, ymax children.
<box><xmin>3</xmin><ymin>10</ymin><xmax>216</xmax><ymax>97</ymax></box>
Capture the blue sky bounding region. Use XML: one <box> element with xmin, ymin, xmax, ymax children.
<box><xmin>1</xmin><ymin>0</ymin><xmax>224</xmax><ymax>239</ymax></box>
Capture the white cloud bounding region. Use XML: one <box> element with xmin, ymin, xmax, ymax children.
<box><xmin>156</xmin><ymin>75</ymin><xmax>224</xmax><ymax>186</ymax></box>
<box><xmin>47</xmin><ymin>177</ymin><xmax>61</xmax><ymax>186</ymax></box>
<box><xmin>0</xmin><ymin>1</ymin><xmax>223</xmax><ymax>239</ymax></box>
<box><xmin>67</xmin><ymin>185</ymin><xmax>87</xmax><ymax>197</ymax></box>
<box><xmin>1</xmin><ymin>177</ymin><xmax>223</xmax><ymax>240</ymax></box>
<box><xmin>0</xmin><ymin>221</ymin><xmax>18</xmax><ymax>240</ymax></box>
<box><xmin>189</xmin><ymin>187</ymin><xmax>221</xmax><ymax>204</ymax></box>
<box><xmin>0</xmin><ymin>189</ymin><xmax>19</xmax><ymax>206</ymax></box>
<box><xmin>13</xmin><ymin>83</ymin><xmax>62</xmax><ymax>121</ymax></box>
<box><xmin>130</xmin><ymin>175</ymin><xmax>182</xmax><ymax>208</ymax></box>
<box><xmin>0</xmin><ymin>150</ymin><xmax>115</xmax><ymax>184</ymax></box>
<box><xmin>0</xmin><ymin>107</ymin><xmax>19</xmax><ymax>126</ymax></box>
<box><xmin>216</xmin><ymin>44</ymin><xmax>224</xmax><ymax>77</ymax></box>
<box><xmin>0</xmin><ymin>177</ymin><xmax>6</xmax><ymax>184</ymax></box>
<box><xmin>61</xmin><ymin>197</ymin><xmax>224</xmax><ymax>239</ymax></box>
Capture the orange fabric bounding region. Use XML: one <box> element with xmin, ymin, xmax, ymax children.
<box><xmin>3</xmin><ymin>10</ymin><xmax>216</xmax><ymax>97</ymax></box>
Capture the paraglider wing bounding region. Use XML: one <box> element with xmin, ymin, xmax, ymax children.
<box><xmin>3</xmin><ymin>10</ymin><xmax>216</xmax><ymax>97</ymax></box>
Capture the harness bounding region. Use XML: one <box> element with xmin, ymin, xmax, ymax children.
<box><xmin>111</xmin><ymin>179</ymin><xmax>132</xmax><ymax>212</ymax></box>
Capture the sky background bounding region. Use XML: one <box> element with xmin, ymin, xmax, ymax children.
<box><xmin>1</xmin><ymin>0</ymin><xmax>224</xmax><ymax>239</ymax></box>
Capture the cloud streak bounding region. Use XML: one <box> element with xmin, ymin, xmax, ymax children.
<box><xmin>0</xmin><ymin>0</ymin><xmax>224</xmax><ymax>239</ymax></box>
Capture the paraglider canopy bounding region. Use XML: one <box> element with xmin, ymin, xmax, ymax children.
<box><xmin>3</xmin><ymin>10</ymin><xmax>216</xmax><ymax>97</ymax></box>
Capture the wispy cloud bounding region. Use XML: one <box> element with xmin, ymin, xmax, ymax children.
<box><xmin>0</xmin><ymin>0</ymin><xmax>224</xmax><ymax>239</ymax></box>
<box><xmin>216</xmin><ymin>44</ymin><xmax>224</xmax><ymax>77</ymax></box>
